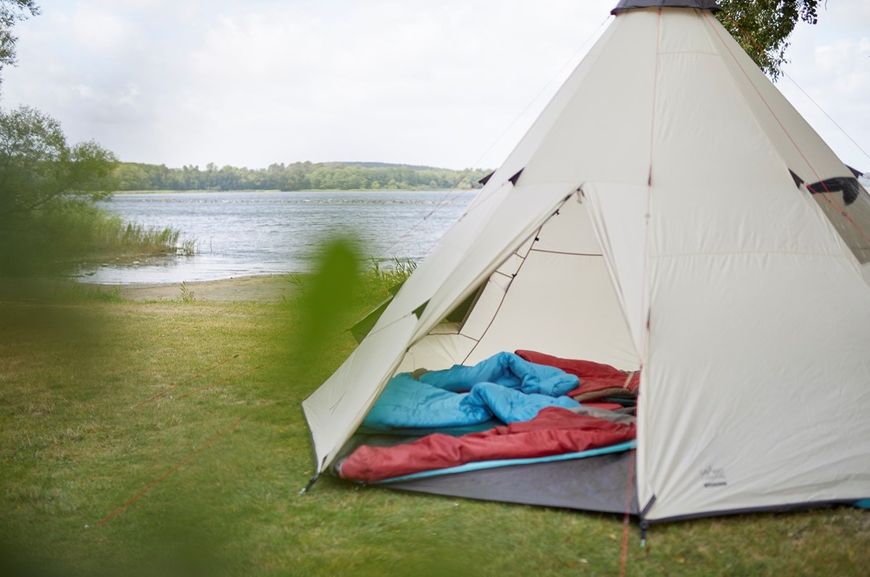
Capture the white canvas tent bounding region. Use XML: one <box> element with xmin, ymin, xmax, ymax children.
<box><xmin>303</xmin><ymin>0</ymin><xmax>870</xmax><ymax>522</ymax></box>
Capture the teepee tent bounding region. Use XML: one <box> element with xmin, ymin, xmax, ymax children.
<box><xmin>303</xmin><ymin>0</ymin><xmax>870</xmax><ymax>522</ymax></box>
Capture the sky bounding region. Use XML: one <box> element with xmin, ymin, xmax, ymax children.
<box><xmin>3</xmin><ymin>0</ymin><xmax>869</xmax><ymax>171</ymax></box>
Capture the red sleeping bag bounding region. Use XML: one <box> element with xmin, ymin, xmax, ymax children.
<box><xmin>515</xmin><ymin>350</ymin><xmax>639</xmax><ymax>401</ymax></box>
<box><xmin>339</xmin><ymin>407</ymin><xmax>636</xmax><ymax>483</ymax></box>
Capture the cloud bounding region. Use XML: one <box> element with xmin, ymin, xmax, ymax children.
<box><xmin>3</xmin><ymin>0</ymin><xmax>618</xmax><ymax>168</ymax></box>
<box><xmin>153</xmin><ymin>0</ymin><xmax>614</xmax><ymax>168</ymax></box>
<box><xmin>70</xmin><ymin>3</ymin><xmax>130</xmax><ymax>51</ymax></box>
<box><xmin>2</xmin><ymin>0</ymin><xmax>867</xmax><ymax>171</ymax></box>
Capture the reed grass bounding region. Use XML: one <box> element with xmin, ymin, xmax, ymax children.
<box><xmin>369</xmin><ymin>257</ymin><xmax>418</xmax><ymax>288</ymax></box>
<box><xmin>57</xmin><ymin>204</ymin><xmax>185</xmax><ymax>259</ymax></box>
<box><xmin>0</xmin><ymin>201</ymin><xmax>192</xmax><ymax>276</ymax></box>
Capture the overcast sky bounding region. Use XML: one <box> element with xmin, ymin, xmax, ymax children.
<box><xmin>3</xmin><ymin>0</ymin><xmax>869</xmax><ymax>171</ymax></box>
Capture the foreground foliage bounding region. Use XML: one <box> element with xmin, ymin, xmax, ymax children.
<box><xmin>0</xmin><ymin>273</ymin><xmax>866</xmax><ymax>577</ymax></box>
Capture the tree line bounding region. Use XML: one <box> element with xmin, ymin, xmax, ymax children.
<box><xmin>112</xmin><ymin>161</ymin><xmax>490</xmax><ymax>192</ymax></box>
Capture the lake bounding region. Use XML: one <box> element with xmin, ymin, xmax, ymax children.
<box><xmin>80</xmin><ymin>190</ymin><xmax>475</xmax><ymax>284</ymax></box>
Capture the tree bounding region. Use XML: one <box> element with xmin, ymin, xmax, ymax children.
<box><xmin>0</xmin><ymin>0</ymin><xmax>38</xmax><ymax>80</ymax></box>
<box><xmin>716</xmin><ymin>0</ymin><xmax>822</xmax><ymax>80</ymax></box>
<box><xmin>0</xmin><ymin>106</ymin><xmax>116</xmax><ymax>214</ymax></box>
<box><xmin>0</xmin><ymin>106</ymin><xmax>117</xmax><ymax>274</ymax></box>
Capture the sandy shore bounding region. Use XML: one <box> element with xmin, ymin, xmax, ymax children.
<box><xmin>93</xmin><ymin>274</ymin><xmax>295</xmax><ymax>302</ymax></box>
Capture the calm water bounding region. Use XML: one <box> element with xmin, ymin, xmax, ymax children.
<box><xmin>80</xmin><ymin>190</ymin><xmax>475</xmax><ymax>284</ymax></box>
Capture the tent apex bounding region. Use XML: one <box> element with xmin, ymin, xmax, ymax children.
<box><xmin>611</xmin><ymin>0</ymin><xmax>720</xmax><ymax>15</ymax></box>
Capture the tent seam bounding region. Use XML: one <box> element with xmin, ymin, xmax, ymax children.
<box><xmin>635</xmin><ymin>5</ymin><xmax>662</xmax><ymax>520</ymax></box>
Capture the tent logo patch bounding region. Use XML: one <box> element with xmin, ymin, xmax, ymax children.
<box><xmin>700</xmin><ymin>465</ymin><xmax>728</xmax><ymax>488</ymax></box>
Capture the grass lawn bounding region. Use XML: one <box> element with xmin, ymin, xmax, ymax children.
<box><xmin>0</xmin><ymin>277</ymin><xmax>867</xmax><ymax>577</ymax></box>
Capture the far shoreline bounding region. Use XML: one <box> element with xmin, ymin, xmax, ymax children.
<box><xmin>108</xmin><ymin>188</ymin><xmax>479</xmax><ymax>195</ymax></box>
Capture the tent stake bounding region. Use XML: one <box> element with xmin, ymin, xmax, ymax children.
<box><xmin>299</xmin><ymin>474</ymin><xmax>319</xmax><ymax>495</ymax></box>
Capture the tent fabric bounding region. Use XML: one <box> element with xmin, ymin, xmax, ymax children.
<box><xmin>303</xmin><ymin>3</ymin><xmax>870</xmax><ymax>522</ymax></box>
<box><xmin>463</xmin><ymin>203</ymin><xmax>641</xmax><ymax>368</ymax></box>
<box><xmin>302</xmin><ymin>314</ymin><xmax>419</xmax><ymax>472</ymax></box>
<box><xmin>581</xmin><ymin>182</ymin><xmax>649</xmax><ymax>353</ymax></box>
<box><xmin>394</xmin><ymin>195</ymin><xmax>641</xmax><ymax>373</ymax></box>
<box><xmin>634</xmin><ymin>9</ymin><xmax>870</xmax><ymax>520</ymax></box>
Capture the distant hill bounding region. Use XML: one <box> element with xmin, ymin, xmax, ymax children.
<box><xmin>112</xmin><ymin>161</ymin><xmax>491</xmax><ymax>192</ymax></box>
<box><xmin>317</xmin><ymin>161</ymin><xmax>446</xmax><ymax>170</ymax></box>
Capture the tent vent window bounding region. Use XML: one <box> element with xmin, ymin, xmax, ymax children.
<box><xmin>808</xmin><ymin>178</ymin><xmax>870</xmax><ymax>265</ymax></box>
<box><xmin>447</xmin><ymin>285</ymin><xmax>485</xmax><ymax>325</ymax></box>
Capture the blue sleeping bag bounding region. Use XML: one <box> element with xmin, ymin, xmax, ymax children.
<box><xmin>417</xmin><ymin>351</ymin><xmax>579</xmax><ymax>395</ymax></box>
<box><xmin>363</xmin><ymin>352</ymin><xmax>580</xmax><ymax>431</ymax></box>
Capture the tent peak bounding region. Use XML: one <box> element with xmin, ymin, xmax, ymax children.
<box><xmin>611</xmin><ymin>0</ymin><xmax>720</xmax><ymax>15</ymax></box>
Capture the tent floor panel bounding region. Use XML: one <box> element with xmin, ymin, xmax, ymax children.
<box><xmin>381</xmin><ymin>450</ymin><xmax>638</xmax><ymax>515</ymax></box>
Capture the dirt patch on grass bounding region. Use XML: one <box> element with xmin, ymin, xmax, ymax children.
<box><xmin>91</xmin><ymin>275</ymin><xmax>295</xmax><ymax>302</ymax></box>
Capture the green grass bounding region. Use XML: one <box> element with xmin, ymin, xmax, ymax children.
<box><xmin>0</xmin><ymin>277</ymin><xmax>867</xmax><ymax>577</ymax></box>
